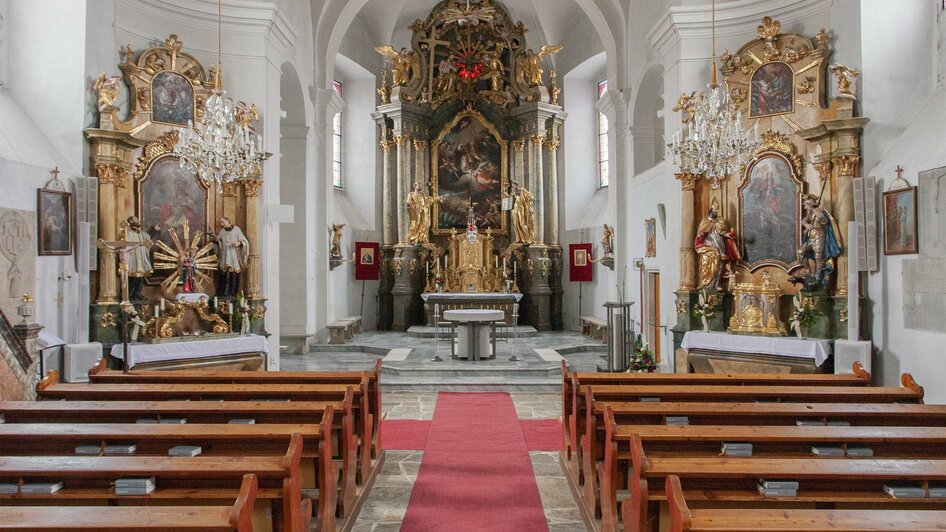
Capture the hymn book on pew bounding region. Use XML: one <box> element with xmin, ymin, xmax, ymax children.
<box><xmin>758</xmin><ymin>480</ymin><xmax>798</xmax><ymax>497</ymax></box>
<box><xmin>721</xmin><ymin>442</ymin><xmax>753</xmax><ymax>456</ymax></box>
<box><xmin>168</xmin><ymin>445</ymin><xmax>202</xmax><ymax>457</ymax></box>
<box><xmin>21</xmin><ymin>482</ymin><xmax>63</xmax><ymax>494</ymax></box>
<box><xmin>665</xmin><ymin>416</ymin><xmax>689</xmax><ymax>426</ymax></box>
<box><xmin>115</xmin><ymin>477</ymin><xmax>155</xmax><ymax>496</ymax></box>
<box><xmin>229</xmin><ymin>418</ymin><xmax>256</xmax><ymax>424</ymax></box>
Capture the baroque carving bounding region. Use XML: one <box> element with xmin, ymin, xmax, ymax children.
<box><xmin>833</xmin><ymin>155</ymin><xmax>859</xmax><ymax>177</ymax></box>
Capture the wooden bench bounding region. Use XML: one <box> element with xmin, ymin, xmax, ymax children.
<box><xmin>87</xmin><ymin>358</ymin><xmax>384</xmax><ymax>460</ymax></box>
<box><xmin>665</xmin><ymin>475</ymin><xmax>946</xmax><ymax>532</ymax></box>
<box><xmin>0</xmin><ymin>420</ymin><xmax>338</xmax><ymax>524</ymax></box>
<box><xmin>0</xmin><ymin>433</ymin><xmax>316</xmax><ymax>532</ymax></box>
<box><xmin>579</xmin><ymin>316</ymin><xmax>607</xmax><ymax>339</ymax></box>
<box><xmin>0</xmin><ymin>473</ymin><xmax>259</xmax><ymax>532</ymax></box>
<box><xmin>624</xmin><ymin>434</ymin><xmax>946</xmax><ymax>532</ymax></box>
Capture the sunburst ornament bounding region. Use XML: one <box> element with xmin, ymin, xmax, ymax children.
<box><xmin>152</xmin><ymin>219</ymin><xmax>218</xmax><ymax>292</ymax></box>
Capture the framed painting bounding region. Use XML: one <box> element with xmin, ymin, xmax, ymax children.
<box><xmin>137</xmin><ymin>155</ymin><xmax>209</xmax><ymax>277</ymax></box>
<box><xmin>883</xmin><ymin>186</ymin><xmax>918</xmax><ymax>255</ymax></box>
<box><xmin>645</xmin><ymin>218</ymin><xmax>656</xmax><ymax>257</ymax></box>
<box><xmin>432</xmin><ymin>110</ymin><xmax>508</xmax><ymax>235</ymax></box>
<box><xmin>750</xmin><ymin>62</ymin><xmax>794</xmax><ymax>118</ymax></box>
<box><xmin>738</xmin><ymin>153</ymin><xmax>803</xmax><ymax>271</ymax></box>
<box><xmin>37</xmin><ymin>189</ymin><xmax>73</xmax><ymax>256</ymax></box>
<box><xmin>151</xmin><ymin>71</ymin><xmax>195</xmax><ymax>126</ymax></box>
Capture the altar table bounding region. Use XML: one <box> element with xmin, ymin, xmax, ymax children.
<box><xmin>443</xmin><ymin>309</ymin><xmax>504</xmax><ymax>361</ymax></box>
<box><xmin>680</xmin><ymin>331</ymin><xmax>832</xmax><ymax>374</ymax></box>
<box><xmin>110</xmin><ymin>334</ymin><xmax>269</xmax><ymax>370</ymax></box>
<box><xmin>421</xmin><ymin>292</ymin><xmax>522</xmax><ymax>326</ymax></box>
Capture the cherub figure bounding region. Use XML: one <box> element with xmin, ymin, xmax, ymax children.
<box><xmin>93</xmin><ymin>73</ymin><xmax>122</xmax><ymax>111</ymax></box>
<box><xmin>829</xmin><ymin>63</ymin><xmax>860</xmax><ymax>98</ymax></box>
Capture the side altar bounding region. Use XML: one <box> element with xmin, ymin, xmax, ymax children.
<box><xmin>85</xmin><ymin>36</ymin><xmax>268</xmax><ymax>354</ymax></box>
<box><xmin>371</xmin><ymin>0</ymin><xmax>566</xmax><ymax>332</ymax></box>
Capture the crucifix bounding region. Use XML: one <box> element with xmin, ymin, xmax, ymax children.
<box><xmin>50</xmin><ymin>167</ymin><xmax>61</xmax><ymax>181</ymax></box>
<box><xmin>895</xmin><ymin>165</ymin><xmax>905</xmax><ymax>180</ymax></box>
<box><xmin>418</xmin><ymin>31</ymin><xmax>451</xmax><ymax>98</ymax></box>
<box><xmin>98</xmin><ymin>238</ymin><xmax>147</xmax><ymax>372</ymax></box>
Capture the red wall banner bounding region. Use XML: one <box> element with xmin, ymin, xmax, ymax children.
<box><xmin>569</xmin><ymin>243</ymin><xmax>593</xmax><ymax>282</ymax></box>
<box><xmin>354</xmin><ymin>242</ymin><xmax>381</xmax><ymax>280</ymax></box>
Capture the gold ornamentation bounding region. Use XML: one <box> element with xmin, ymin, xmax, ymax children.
<box><xmin>100</xmin><ymin>312</ymin><xmax>116</xmax><ymax>328</ymax></box>
<box><xmin>675</xmin><ymin>173</ymin><xmax>698</xmax><ymax>191</ymax></box>
<box><xmin>93</xmin><ymin>74</ymin><xmax>121</xmax><ymax>111</ymax></box>
<box><xmin>546</xmin><ymin>139</ymin><xmax>560</xmax><ymax>152</ymax></box>
<box><xmin>813</xmin><ymin>161</ymin><xmax>832</xmax><ymax>182</ymax></box>
<box><xmin>829</xmin><ymin>63</ymin><xmax>860</xmax><ymax>98</ymax></box>
<box><xmin>394</xmin><ymin>135</ymin><xmax>409</xmax><ymax>146</ymax></box>
<box><xmin>675</xmin><ymin>298</ymin><xmax>687</xmax><ymax>314</ymax></box>
<box><xmin>377</xmin><ymin>68</ymin><xmax>391</xmax><ymax>104</ymax></box>
<box><xmin>242</xmin><ymin>179</ymin><xmax>262</xmax><ymax>197</ymax></box>
<box><xmin>833</xmin><ymin>155</ymin><xmax>859</xmax><ymax>177</ymax></box>
<box><xmin>839</xmin><ymin>306</ymin><xmax>848</xmax><ymax>323</ymax></box>
<box><xmin>728</xmin><ymin>272</ymin><xmax>785</xmax><ymax>335</ymax></box>
<box><xmin>796</xmin><ymin>76</ymin><xmax>816</xmax><ymax>94</ymax></box>
<box><xmin>379</xmin><ymin>140</ymin><xmax>394</xmax><ymax>153</ymax></box>
<box><xmin>191</xmin><ymin>299</ymin><xmax>230</xmax><ymax>334</ymax></box>
<box><xmin>549</xmin><ymin>67</ymin><xmax>561</xmax><ymax>105</ymax></box>
<box><xmin>749</xmin><ymin>130</ymin><xmax>804</xmax><ymax>176</ymax></box>
<box><xmin>133</xmin><ymin>131</ymin><xmax>179</xmax><ymax>182</ymax></box>
<box><xmin>817</xmin><ymin>28</ymin><xmax>830</xmax><ymax>49</ymax></box>
<box><xmin>540</xmin><ymin>258</ymin><xmax>550</xmax><ymax>277</ymax></box>
<box><xmin>374</xmin><ymin>45</ymin><xmax>419</xmax><ymax>87</ymax></box>
<box><xmin>95</xmin><ymin>163</ymin><xmax>129</xmax><ymax>188</ymax></box>
<box><xmin>512</xmin><ymin>140</ymin><xmax>525</xmax><ymax>152</ymax></box>
<box><xmin>409</xmin><ymin>258</ymin><xmax>417</xmax><ymax>277</ymax></box>
<box><xmin>250</xmin><ymin>303</ymin><xmax>265</xmax><ymax>320</ymax></box>
<box><xmin>730</xmin><ymin>88</ymin><xmax>747</xmax><ymax>106</ymax></box>
<box><xmin>757</xmin><ymin>16</ymin><xmax>781</xmax><ymax>41</ymax></box>
<box><xmin>413</xmin><ymin>139</ymin><xmax>427</xmax><ymax>151</ymax></box>
<box><xmin>221</xmin><ymin>182</ymin><xmax>238</xmax><ymax>197</ymax></box>
<box><xmin>407</xmin><ymin>183</ymin><xmax>442</xmax><ymax>244</ymax></box>
<box><xmin>526</xmin><ymin>259</ymin><xmax>534</xmax><ymax>276</ymax></box>
<box><xmin>672</xmin><ymin>92</ymin><xmax>697</xmax><ymax>124</ymax></box>
<box><xmin>392</xmin><ymin>248</ymin><xmax>403</xmax><ymax>277</ymax></box>
<box><xmin>529</xmin><ymin>135</ymin><xmax>545</xmax><ymax>146</ymax></box>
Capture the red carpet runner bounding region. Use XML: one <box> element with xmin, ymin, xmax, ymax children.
<box><xmin>400</xmin><ymin>392</ymin><xmax>550</xmax><ymax>532</ymax></box>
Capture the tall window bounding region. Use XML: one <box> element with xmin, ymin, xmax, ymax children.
<box><xmin>332</xmin><ymin>80</ymin><xmax>343</xmax><ymax>188</ymax></box>
<box><xmin>597</xmin><ymin>80</ymin><xmax>609</xmax><ymax>188</ymax></box>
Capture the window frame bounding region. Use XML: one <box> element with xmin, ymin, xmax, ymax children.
<box><xmin>597</xmin><ymin>79</ymin><xmax>610</xmax><ymax>189</ymax></box>
<box><xmin>332</xmin><ymin>80</ymin><xmax>343</xmax><ymax>189</ymax></box>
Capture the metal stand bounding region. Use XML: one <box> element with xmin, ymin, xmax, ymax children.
<box><xmin>509</xmin><ymin>303</ymin><xmax>520</xmax><ymax>362</ymax></box>
<box><xmin>431</xmin><ymin>303</ymin><xmax>443</xmax><ymax>362</ymax></box>
<box><xmin>604</xmin><ymin>301</ymin><xmax>634</xmax><ymax>372</ymax></box>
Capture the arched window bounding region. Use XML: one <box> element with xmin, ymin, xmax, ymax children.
<box><xmin>332</xmin><ymin>80</ymin><xmax>343</xmax><ymax>188</ymax></box>
<box><xmin>597</xmin><ymin>80</ymin><xmax>609</xmax><ymax>188</ymax></box>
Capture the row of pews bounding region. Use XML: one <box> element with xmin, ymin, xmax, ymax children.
<box><xmin>561</xmin><ymin>361</ymin><xmax>946</xmax><ymax>531</ymax></box>
<box><xmin>0</xmin><ymin>358</ymin><xmax>385</xmax><ymax>532</ymax></box>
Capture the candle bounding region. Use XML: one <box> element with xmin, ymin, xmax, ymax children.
<box><xmin>228</xmin><ymin>302</ymin><xmax>233</xmax><ymax>314</ymax></box>
<box><xmin>426</xmin><ymin>261</ymin><xmax>430</xmax><ymax>276</ymax></box>
<box><xmin>214</xmin><ymin>296</ymin><xmax>218</xmax><ymax>309</ymax></box>
<box><xmin>154</xmin><ymin>305</ymin><xmax>159</xmax><ymax>318</ymax></box>
<box><xmin>514</xmin><ymin>262</ymin><xmax>518</xmax><ymax>276</ymax></box>
<box><xmin>160</xmin><ymin>298</ymin><xmax>165</xmax><ymax>310</ymax></box>
<box><xmin>495</xmin><ymin>255</ymin><xmax>498</xmax><ymax>268</ymax></box>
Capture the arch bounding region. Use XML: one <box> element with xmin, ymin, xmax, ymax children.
<box><xmin>632</xmin><ymin>63</ymin><xmax>665</xmax><ymax>174</ymax></box>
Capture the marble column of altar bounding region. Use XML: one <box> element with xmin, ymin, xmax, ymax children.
<box><xmin>529</xmin><ymin>135</ymin><xmax>546</xmax><ymax>244</ymax></box>
<box><xmin>512</xmin><ymin>140</ymin><xmax>525</xmax><ymax>187</ymax></box>
<box><xmin>395</xmin><ymin>135</ymin><xmax>410</xmax><ymax>243</ymax></box>
<box><xmin>546</xmin><ymin>129</ymin><xmax>563</xmax><ymax>330</ymax></box>
<box><xmin>414</xmin><ymin>140</ymin><xmax>427</xmax><ymax>190</ymax></box>
<box><xmin>673</xmin><ymin>172</ymin><xmax>701</xmax><ymax>336</ymax></box>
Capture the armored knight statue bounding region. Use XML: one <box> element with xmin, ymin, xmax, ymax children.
<box><xmin>510</xmin><ymin>182</ymin><xmax>535</xmax><ymax>244</ymax></box>
<box><xmin>215</xmin><ymin>217</ymin><xmax>249</xmax><ymax>297</ymax></box>
<box><xmin>407</xmin><ymin>182</ymin><xmax>444</xmax><ymax>244</ymax></box>
<box><xmin>694</xmin><ymin>199</ymin><xmax>741</xmax><ymax>290</ymax></box>
<box><xmin>795</xmin><ymin>194</ymin><xmax>842</xmax><ymax>288</ymax></box>
<box><xmin>119</xmin><ymin>216</ymin><xmax>154</xmax><ymax>301</ymax></box>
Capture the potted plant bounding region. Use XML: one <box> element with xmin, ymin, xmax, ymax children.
<box><xmin>627</xmin><ymin>334</ymin><xmax>657</xmax><ymax>373</ymax></box>
<box><xmin>692</xmin><ymin>289</ymin><xmax>719</xmax><ymax>332</ymax></box>
<box><xmin>789</xmin><ymin>294</ymin><xmax>815</xmax><ymax>338</ymax></box>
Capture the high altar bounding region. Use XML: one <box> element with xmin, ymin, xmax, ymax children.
<box><xmin>372</xmin><ymin>0</ymin><xmax>566</xmax><ymax>331</ymax></box>
<box><xmin>84</xmin><ymin>36</ymin><xmax>268</xmax><ymax>363</ymax></box>
<box><xmin>671</xmin><ymin>18</ymin><xmax>869</xmax><ymax>374</ymax></box>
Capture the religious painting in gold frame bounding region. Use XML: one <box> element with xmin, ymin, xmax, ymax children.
<box><xmin>37</xmin><ymin>189</ymin><xmax>73</xmax><ymax>256</ymax></box>
<box><xmin>150</xmin><ymin>71</ymin><xmax>195</xmax><ymax>126</ymax></box>
<box><xmin>431</xmin><ymin>109</ymin><xmax>509</xmax><ymax>236</ymax></box>
<box><xmin>749</xmin><ymin>61</ymin><xmax>794</xmax><ymax>118</ymax></box>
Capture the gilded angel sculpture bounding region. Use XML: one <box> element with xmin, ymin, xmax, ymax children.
<box><xmin>515</xmin><ymin>45</ymin><xmax>563</xmax><ymax>87</ymax></box>
<box><xmin>375</xmin><ymin>45</ymin><xmax>419</xmax><ymax>86</ymax></box>
<box><xmin>93</xmin><ymin>73</ymin><xmax>122</xmax><ymax>111</ymax></box>
<box><xmin>829</xmin><ymin>63</ymin><xmax>860</xmax><ymax>98</ymax></box>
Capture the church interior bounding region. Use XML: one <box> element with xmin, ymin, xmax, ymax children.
<box><xmin>1</xmin><ymin>0</ymin><xmax>946</xmax><ymax>530</ymax></box>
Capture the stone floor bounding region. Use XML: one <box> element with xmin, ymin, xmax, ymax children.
<box><xmin>350</xmin><ymin>391</ymin><xmax>585</xmax><ymax>531</ymax></box>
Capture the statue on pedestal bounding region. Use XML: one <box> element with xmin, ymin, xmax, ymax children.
<box><xmin>119</xmin><ymin>216</ymin><xmax>154</xmax><ymax>301</ymax></box>
<box><xmin>215</xmin><ymin>217</ymin><xmax>249</xmax><ymax>297</ymax></box>
<box><xmin>601</xmin><ymin>224</ymin><xmax>614</xmax><ymax>257</ymax></box>
<box><xmin>407</xmin><ymin>182</ymin><xmax>443</xmax><ymax>244</ymax></box>
<box><xmin>330</xmin><ymin>223</ymin><xmax>346</xmax><ymax>259</ymax></box>
<box><xmin>795</xmin><ymin>194</ymin><xmax>842</xmax><ymax>287</ymax></box>
<box><xmin>510</xmin><ymin>182</ymin><xmax>535</xmax><ymax>244</ymax></box>
<box><xmin>694</xmin><ymin>199</ymin><xmax>741</xmax><ymax>290</ymax></box>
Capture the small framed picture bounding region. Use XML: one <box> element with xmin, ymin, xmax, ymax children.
<box><xmin>37</xmin><ymin>188</ymin><xmax>73</xmax><ymax>256</ymax></box>
<box><xmin>360</xmin><ymin>247</ymin><xmax>375</xmax><ymax>265</ymax></box>
<box><xmin>644</xmin><ymin>218</ymin><xmax>657</xmax><ymax>258</ymax></box>
<box><xmin>883</xmin><ymin>186</ymin><xmax>918</xmax><ymax>255</ymax></box>
<box><xmin>574</xmin><ymin>248</ymin><xmax>588</xmax><ymax>267</ymax></box>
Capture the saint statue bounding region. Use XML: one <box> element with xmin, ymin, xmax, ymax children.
<box><xmin>180</xmin><ymin>248</ymin><xmax>198</xmax><ymax>293</ymax></box>
<box><xmin>510</xmin><ymin>182</ymin><xmax>535</xmax><ymax>244</ymax></box>
<box><xmin>330</xmin><ymin>223</ymin><xmax>346</xmax><ymax>259</ymax></box>
<box><xmin>215</xmin><ymin>217</ymin><xmax>249</xmax><ymax>297</ymax></box>
<box><xmin>694</xmin><ymin>199</ymin><xmax>741</xmax><ymax>290</ymax></box>
<box><xmin>796</xmin><ymin>194</ymin><xmax>843</xmax><ymax>287</ymax></box>
<box><xmin>119</xmin><ymin>216</ymin><xmax>154</xmax><ymax>301</ymax></box>
<box><xmin>407</xmin><ymin>182</ymin><xmax>444</xmax><ymax>244</ymax></box>
<box><xmin>601</xmin><ymin>224</ymin><xmax>614</xmax><ymax>257</ymax></box>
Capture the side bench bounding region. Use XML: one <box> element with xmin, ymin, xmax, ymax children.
<box><xmin>328</xmin><ymin>316</ymin><xmax>363</xmax><ymax>344</ymax></box>
<box><xmin>580</xmin><ymin>316</ymin><xmax>607</xmax><ymax>340</ymax></box>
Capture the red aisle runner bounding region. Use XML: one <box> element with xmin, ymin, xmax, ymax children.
<box><xmin>400</xmin><ymin>392</ymin><xmax>550</xmax><ymax>532</ymax></box>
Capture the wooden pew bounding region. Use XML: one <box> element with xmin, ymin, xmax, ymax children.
<box><xmin>0</xmin><ymin>433</ymin><xmax>318</xmax><ymax>532</ymax></box>
<box><xmin>0</xmin><ymin>396</ymin><xmax>362</xmax><ymax>514</ymax></box>
<box><xmin>665</xmin><ymin>475</ymin><xmax>946</xmax><ymax>532</ymax></box>
<box><xmin>0</xmin><ymin>473</ymin><xmax>259</xmax><ymax>532</ymax></box>
<box><xmin>560</xmin><ymin>361</ymin><xmax>871</xmax><ymax>470</ymax></box>
<box><xmin>38</xmin><ymin>371</ymin><xmax>375</xmax><ymax>491</ymax></box>
<box><xmin>0</xmin><ymin>419</ymin><xmax>340</xmax><ymax>522</ymax></box>
<box><xmin>576</xmin><ymin>375</ymin><xmax>924</xmax><ymax>518</ymax></box>
<box><xmin>88</xmin><ymin>358</ymin><xmax>383</xmax><ymax>459</ymax></box>
<box><xmin>625</xmin><ymin>433</ymin><xmax>946</xmax><ymax>532</ymax></box>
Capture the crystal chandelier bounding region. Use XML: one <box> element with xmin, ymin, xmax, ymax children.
<box><xmin>668</xmin><ymin>0</ymin><xmax>760</xmax><ymax>189</ymax></box>
<box><xmin>173</xmin><ymin>0</ymin><xmax>263</xmax><ymax>191</ymax></box>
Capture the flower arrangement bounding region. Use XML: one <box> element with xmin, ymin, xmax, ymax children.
<box><xmin>627</xmin><ymin>334</ymin><xmax>657</xmax><ymax>373</ymax></box>
<box><xmin>789</xmin><ymin>294</ymin><xmax>816</xmax><ymax>338</ymax></box>
<box><xmin>692</xmin><ymin>290</ymin><xmax>719</xmax><ymax>332</ymax></box>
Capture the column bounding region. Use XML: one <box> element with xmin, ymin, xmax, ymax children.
<box><xmin>832</xmin><ymin>154</ymin><xmax>858</xmax><ymax>297</ymax></box>
<box><xmin>546</xmin><ymin>138</ymin><xmax>560</xmax><ymax>245</ymax></box>
<box><xmin>529</xmin><ymin>135</ymin><xmax>545</xmax><ymax>244</ymax></box>
<box><xmin>413</xmin><ymin>140</ymin><xmax>428</xmax><ymax>191</ymax></box>
<box><xmin>512</xmin><ymin>140</ymin><xmax>525</xmax><ymax>187</ymax></box>
<box><xmin>676</xmin><ymin>173</ymin><xmax>697</xmax><ymax>290</ymax></box>
<box><xmin>380</xmin><ymin>140</ymin><xmax>395</xmax><ymax>245</ymax></box>
<box><xmin>395</xmin><ymin>135</ymin><xmax>410</xmax><ymax>244</ymax></box>
<box><xmin>95</xmin><ymin>164</ymin><xmax>118</xmax><ymax>303</ymax></box>
<box><xmin>242</xmin><ymin>178</ymin><xmax>263</xmax><ymax>299</ymax></box>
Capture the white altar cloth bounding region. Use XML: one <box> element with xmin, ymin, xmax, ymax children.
<box><xmin>681</xmin><ymin>331</ymin><xmax>831</xmax><ymax>367</ymax></box>
<box><xmin>421</xmin><ymin>292</ymin><xmax>523</xmax><ymax>302</ymax></box>
<box><xmin>110</xmin><ymin>335</ymin><xmax>269</xmax><ymax>368</ymax></box>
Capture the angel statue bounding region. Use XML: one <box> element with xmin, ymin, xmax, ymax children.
<box><xmin>407</xmin><ymin>182</ymin><xmax>444</xmax><ymax>244</ymax></box>
<box><xmin>515</xmin><ymin>45</ymin><xmax>563</xmax><ymax>87</ymax></box>
<box><xmin>829</xmin><ymin>64</ymin><xmax>860</xmax><ymax>99</ymax></box>
<box><xmin>374</xmin><ymin>45</ymin><xmax>419</xmax><ymax>86</ymax></box>
<box><xmin>92</xmin><ymin>73</ymin><xmax>121</xmax><ymax>111</ymax></box>
<box><xmin>330</xmin><ymin>223</ymin><xmax>346</xmax><ymax>259</ymax></box>
<box><xmin>794</xmin><ymin>194</ymin><xmax>843</xmax><ymax>289</ymax></box>
<box><xmin>672</xmin><ymin>92</ymin><xmax>698</xmax><ymax>124</ymax></box>
<box><xmin>601</xmin><ymin>224</ymin><xmax>614</xmax><ymax>258</ymax></box>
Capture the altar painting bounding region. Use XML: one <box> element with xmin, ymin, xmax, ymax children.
<box><xmin>750</xmin><ymin>62</ymin><xmax>793</xmax><ymax>118</ymax></box>
<box><xmin>739</xmin><ymin>154</ymin><xmax>801</xmax><ymax>270</ymax></box>
<box><xmin>138</xmin><ymin>155</ymin><xmax>209</xmax><ymax>262</ymax></box>
<box><xmin>151</xmin><ymin>71</ymin><xmax>194</xmax><ymax>126</ymax></box>
<box><xmin>432</xmin><ymin>111</ymin><xmax>508</xmax><ymax>235</ymax></box>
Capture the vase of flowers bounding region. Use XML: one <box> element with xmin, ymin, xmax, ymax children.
<box><xmin>692</xmin><ymin>290</ymin><xmax>719</xmax><ymax>332</ymax></box>
<box><xmin>789</xmin><ymin>294</ymin><xmax>815</xmax><ymax>338</ymax></box>
<box><xmin>627</xmin><ymin>334</ymin><xmax>657</xmax><ymax>373</ymax></box>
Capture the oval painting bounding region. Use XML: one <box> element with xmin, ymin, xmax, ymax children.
<box><xmin>739</xmin><ymin>154</ymin><xmax>801</xmax><ymax>269</ymax></box>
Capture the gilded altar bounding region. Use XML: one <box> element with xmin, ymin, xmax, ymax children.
<box><xmin>85</xmin><ymin>35</ymin><xmax>267</xmax><ymax>346</ymax></box>
<box><xmin>728</xmin><ymin>273</ymin><xmax>785</xmax><ymax>336</ymax></box>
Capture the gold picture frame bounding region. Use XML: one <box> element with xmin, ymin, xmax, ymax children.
<box><xmin>37</xmin><ymin>189</ymin><xmax>73</xmax><ymax>256</ymax></box>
